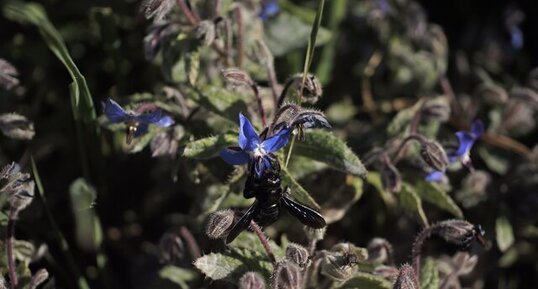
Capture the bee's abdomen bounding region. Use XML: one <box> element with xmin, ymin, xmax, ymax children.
<box><xmin>255</xmin><ymin>203</ymin><xmax>280</xmax><ymax>227</ymax></box>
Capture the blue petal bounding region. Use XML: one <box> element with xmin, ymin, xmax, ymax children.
<box><xmin>259</xmin><ymin>0</ymin><xmax>279</xmax><ymax>20</ymax></box>
<box><xmin>262</xmin><ymin>127</ymin><xmax>291</xmax><ymax>153</ymax></box>
<box><xmin>238</xmin><ymin>113</ymin><xmax>260</xmax><ymax>151</ymax></box>
<box><xmin>509</xmin><ymin>26</ymin><xmax>524</xmax><ymax>50</ymax></box>
<box><xmin>470</xmin><ymin>120</ymin><xmax>485</xmax><ymax>137</ymax></box>
<box><xmin>425</xmin><ymin>171</ymin><xmax>445</xmax><ymax>182</ymax></box>
<box><xmin>255</xmin><ymin>156</ymin><xmax>271</xmax><ymax>177</ymax></box>
<box><xmin>137</xmin><ymin>109</ymin><xmax>163</xmax><ymax>124</ymax></box>
<box><xmin>102</xmin><ymin>99</ymin><xmax>128</xmax><ymax>123</ymax></box>
<box><xmin>155</xmin><ymin>116</ymin><xmax>175</xmax><ymax>127</ymax></box>
<box><xmin>452</xmin><ymin>131</ymin><xmax>476</xmax><ymax>159</ymax></box>
<box><xmin>134</xmin><ymin>123</ymin><xmax>149</xmax><ymax>137</ymax></box>
<box><xmin>219</xmin><ymin>147</ymin><xmax>250</xmax><ymax>165</ymax></box>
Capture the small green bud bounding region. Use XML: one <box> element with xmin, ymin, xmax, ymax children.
<box><xmin>393</xmin><ymin>264</ymin><xmax>419</xmax><ymax>289</ymax></box>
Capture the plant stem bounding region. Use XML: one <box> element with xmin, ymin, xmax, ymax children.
<box><xmin>6</xmin><ymin>208</ymin><xmax>18</xmax><ymax>289</ymax></box>
<box><xmin>250</xmin><ymin>220</ymin><xmax>276</xmax><ymax>264</ymax></box>
<box><xmin>251</xmin><ymin>84</ymin><xmax>267</xmax><ymax>127</ymax></box>
<box><xmin>411</xmin><ymin>223</ymin><xmax>441</xmax><ymax>274</ymax></box>
<box><xmin>179</xmin><ymin>226</ymin><xmax>201</xmax><ymax>260</ymax></box>
<box><xmin>176</xmin><ymin>0</ymin><xmax>200</xmax><ymax>25</ymax></box>
<box><xmin>284</xmin><ymin>134</ymin><xmax>296</xmax><ymax>169</ymax></box>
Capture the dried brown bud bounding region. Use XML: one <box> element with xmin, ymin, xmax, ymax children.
<box><xmin>437</xmin><ymin>219</ymin><xmax>475</xmax><ymax>245</ymax></box>
<box><xmin>272</xmin><ymin>261</ymin><xmax>302</xmax><ymax>289</ymax></box>
<box><xmin>221</xmin><ymin>68</ymin><xmax>254</xmax><ymax>87</ymax></box>
<box><xmin>420</xmin><ymin>140</ymin><xmax>449</xmax><ymax>172</ymax></box>
<box><xmin>372</xmin><ymin>265</ymin><xmax>399</xmax><ymax>282</ymax></box>
<box><xmin>367</xmin><ymin>238</ymin><xmax>393</xmax><ymax>264</ymax></box>
<box><xmin>205</xmin><ymin>209</ymin><xmax>235</xmax><ymax>239</ymax></box>
<box><xmin>285</xmin><ymin>243</ymin><xmax>310</xmax><ymax>268</ymax></box>
<box><xmin>320</xmin><ymin>252</ymin><xmax>357</xmax><ymax>282</ymax></box>
<box><xmin>0</xmin><ymin>59</ymin><xmax>19</xmax><ymax>90</ymax></box>
<box><xmin>239</xmin><ymin>271</ymin><xmax>266</xmax><ymax>289</ymax></box>
<box><xmin>393</xmin><ymin>264</ymin><xmax>419</xmax><ymax>289</ymax></box>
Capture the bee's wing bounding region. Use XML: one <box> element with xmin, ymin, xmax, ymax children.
<box><xmin>225</xmin><ymin>202</ymin><xmax>260</xmax><ymax>244</ymax></box>
<box><xmin>281</xmin><ymin>196</ymin><xmax>326</xmax><ymax>229</ymax></box>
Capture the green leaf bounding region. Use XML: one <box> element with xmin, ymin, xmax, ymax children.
<box><xmin>316</xmin><ymin>0</ymin><xmax>347</xmax><ymax>83</ymax></box>
<box><xmin>337</xmin><ymin>272</ymin><xmax>392</xmax><ymax>289</ymax></box>
<box><xmin>191</xmin><ymin>86</ymin><xmax>250</xmax><ymax>122</ymax></box>
<box><xmin>322</xmin><ymin>176</ymin><xmax>364</xmax><ymax>224</ymax></box>
<box><xmin>387</xmin><ymin>99</ymin><xmax>424</xmax><ymax>136</ymax></box>
<box><xmin>301</xmin><ymin>0</ymin><xmax>326</xmax><ymax>84</ymax></box>
<box><xmin>281</xmin><ymin>167</ymin><xmax>321</xmax><ymax>211</ymax></box>
<box><xmin>232</xmin><ymin>232</ymin><xmax>285</xmax><ymax>259</ymax></box>
<box><xmin>194</xmin><ymin>248</ymin><xmax>273</xmax><ymax>282</ymax></box>
<box><xmin>159</xmin><ymin>266</ymin><xmax>197</xmax><ymax>289</ymax></box>
<box><xmin>414</xmin><ymin>179</ymin><xmax>463</xmax><ymax>218</ymax></box>
<box><xmin>366</xmin><ymin>172</ymin><xmax>397</xmax><ymax>207</ymax></box>
<box><xmin>496</xmin><ymin>216</ymin><xmax>514</xmax><ymax>252</ymax></box>
<box><xmin>294</xmin><ymin>129</ymin><xmax>367</xmax><ymax>178</ymax></box>
<box><xmin>69</xmin><ymin>178</ymin><xmax>103</xmax><ymax>251</ymax></box>
<box><xmin>400</xmin><ymin>184</ymin><xmax>429</xmax><ymax>226</ymax></box>
<box><xmin>287</xmin><ymin>155</ymin><xmax>328</xmax><ymax>180</ymax></box>
<box><xmin>420</xmin><ymin>258</ymin><xmax>439</xmax><ymax>289</ymax></box>
<box><xmin>264</xmin><ymin>12</ymin><xmax>331</xmax><ymax>57</ymax></box>
<box><xmin>183</xmin><ymin>134</ymin><xmax>237</xmax><ymax>159</ymax></box>
<box><xmin>185</xmin><ymin>48</ymin><xmax>200</xmax><ymax>86</ymax></box>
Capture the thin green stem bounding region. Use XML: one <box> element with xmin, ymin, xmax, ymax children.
<box><xmin>284</xmin><ymin>134</ymin><xmax>296</xmax><ymax>169</ymax></box>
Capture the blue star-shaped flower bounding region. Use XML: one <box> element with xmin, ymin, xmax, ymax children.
<box><xmin>220</xmin><ymin>113</ymin><xmax>291</xmax><ymax>177</ymax></box>
<box><xmin>102</xmin><ymin>98</ymin><xmax>174</xmax><ymax>144</ymax></box>
<box><xmin>426</xmin><ymin>120</ymin><xmax>484</xmax><ymax>182</ymax></box>
<box><xmin>259</xmin><ymin>0</ymin><xmax>279</xmax><ymax>21</ymax></box>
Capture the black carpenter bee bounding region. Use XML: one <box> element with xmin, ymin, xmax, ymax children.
<box><xmin>226</xmin><ymin>154</ymin><xmax>326</xmax><ymax>243</ymax></box>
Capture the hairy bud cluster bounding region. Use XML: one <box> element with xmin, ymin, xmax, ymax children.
<box><xmin>285</xmin><ymin>243</ymin><xmax>310</xmax><ymax>268</ymax></box>
<box><xmin>271</xmin><ymin>261</ymin><xmax>302</xmax><ymax>289</ymax></box>
<box><xmin>437</xmin><ymin>219</ymin><xmax>475</xmax><ymax>245</ymax></box>
<box><xmin>393</xmin><ymin>264</ymin><xmax>419</xmax><ymax>289</ymax></box>
<box><xmin>1</xmin><ymin>162</ymin><xmax>35</xmax><ymax>213</ymax></box>
<box><xmin>320</xmin><ymin>243</ymin><xmax>367</xmax><ymax>282</ymax></box>
<box><xmin>205</xmin><ymin>209</ymin><xmax>235</xmax><ymax>239</ymax></box>
<box><xmin>239</xmin><ymin>271</ymin><xmax>266</xmax><ymax>289</ymax></box>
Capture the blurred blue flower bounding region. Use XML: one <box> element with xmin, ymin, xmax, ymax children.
<box><xmin>259</xmin><ymin>0</ymin><xmax>279</xmax><ymax>21</ymax></box>
<box><xmin>102</xmin><ymin>98</ymin><xmax>174</xmax><ymax>143</ymax></box>
<box><xmin>220</xmin><ymin>113</ymin><xmax>291</xmax><ymax>177</ymax></box>
<box><xmin>426</xmin><ymin>120</ymin><xmax>484</xmax><ymax>182</ymax></box>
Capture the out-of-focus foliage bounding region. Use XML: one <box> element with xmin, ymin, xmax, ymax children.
<box><xmin>0</xmin><ymin>0</ymin><xmax>537</xmax><ymax>289</ymax></box>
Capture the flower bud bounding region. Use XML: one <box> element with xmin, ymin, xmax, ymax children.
<box><xmin>272</xmin><ymin>261</ymin><xmax>302</xmax><ymax>289</ymax></box>
<box><xmin>194</xmin><ymin>20</ymin><xmax>216</xmax><ymax>46</ymax></box>
<box><xmin>3</xmin><ymin>172</ymin><xmax>35</xmax><ymax>213</ymax></box>
<box><xmin>475</xmin><ymin>83</ymin><xmax>508</xmax><ymax>105</ymax></box>
<box><xmin>285</xmin><ymin>243</ymin><xmax>310</xmax><ymax>268</ymax></box>
<box><xmin>381</xmin><ymin>162</ymin><xmax>402</xmax><ymax>193</ymax></box>
<box><xmin>393</xmin><ymin>264</ymin><xmax>419</xmax><ymax>289</ymax></box>
<box><xmin>0</xmin><ymin>58</ymin><xmax>19</xmax><ymax>90</ymax></box>
<box><xmin>158</xmin><ymin>232</ymin><xmax>185</xmax><ymax>264</ymax></box>
<box><xmin>420</xmin><ymin>140</ymin><xmax>449</xmax><ymax>172</ymax></box>
<box><xmin>372</xmin><ymin>265</ymin><xmax>399</xmax><ymax>282</ymax></box>
<box><xmin>0</xmin><ymin>113</ymin><xmax>35</xmax><ymax>140</ymax></box>
<box><xmin>205</xmin><ymin>209</ymin><xmax>235</xmax><ymax>239</ymax></box>
<box><xmin>29</xmin><ymin>268</ymin><xmax>49</xmax><ymax>289</ymax></box>
<box><xmin>367</xmin><ymin>238</ymin><xmax>393</xmax><ymax>264</ymax></box>
<box><xmin>320</xmin><ymin>252</ymin><xmax>357</xmax><ymax>282</ymax></box>
<box><xmin>437</xmin><ymin>219</ymin><xmax>475</xmax><ymax>246</ymax></box>
<box><xmin>462</xmin><ymin>170</ymin><xmax>490</xmax><ymax>194</ymax></box>
<box><xmin>304</xmin><ymin>227</ymin><xmax>326</xmax><ymax>242</ymax></box>
<box><xmin>221</xmin><ymin>68</ymin><xmax>254</xmax><ymax>87</ymax></box>
<box><xmin>239</xmin><ymin>271</ymin><xmax>266</xmax><ymax>289</ymax></box>
<box><xmin>296</xmin><ymin>74</ymin><xmax>323</xmax><ymax>104</ymax></box>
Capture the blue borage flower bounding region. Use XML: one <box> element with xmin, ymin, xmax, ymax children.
<box><xmin>102</xmin><ymin>98</ymin><xmax>174</xmax><ymax>144</ymax></box>
<box><xmin>426</xmin><ymin>120</ymin><xmax>484</xmax><ymax>182</ymax></box>
<box><xmin>259</xmin><ymin>0</ymin><xmax>279</xmax><ymax>21</ymax></box>
<box><xmin>220</xmin><ymin>113</ymin><xmax>291</xmax><ymax>177</ymax></box>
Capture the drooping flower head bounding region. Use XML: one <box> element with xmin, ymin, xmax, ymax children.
<box><xmin>220</xmin><ymin>113</ymin><xmax>291</xmax><ymax>177</ymax></box>
<box><xmin>102</xmin><ymin>98</ymin><xmax>174</xmax><ymax>144</ymax></box>
<box><xmin>426</xmin><ymin>120</ymin><xmax>484</xmax><ymax>182</ymax></box>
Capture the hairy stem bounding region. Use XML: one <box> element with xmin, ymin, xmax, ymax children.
<box><xmin>179</xmin><ymin>226</ymin><xmax>201</xmax><ymax>260</ymax></box>
<box><xmin>251</xmin><ymin>84</ymin><xmax>267</xmax><ymax>127</ymax></box>
<box><xmin>392</xmin><ymin>133</ymin><xmax>428</xmax><ymax>164</ymax></box>
<box><xmin>411</xmin><ymin>224</ymin><xmax>441</xmax><ymax>274</ymax></box>
<box><xmin>277</xmin><ymin>78</ymin><xmax>296</xmax><ymax>108</ymax></box>
<box><xmin>250</xmin><ymin>220</ymin><xmax>276</xmax><ymax>264</ymax></box>
<box><xmin>176</xmin><ymin>0</ymin><xmax>200</xmax><ymax>25</ymax></box>
<box><xmin>7</xmin><ymin>208</ymin><xmax>18</xmax><ymax>289</ymax></box>
<box><xmin>284</xmin><ymin>134</ymin><xmax>296</xmax><ymax>169</ymax></box>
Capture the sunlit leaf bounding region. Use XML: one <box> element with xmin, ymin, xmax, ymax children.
<box><xmin>281</xmin><ymin>167</ymin><xmax>320</xmax><ymax>211</ymax></box>
<box><xmin>420</xmin><ymin>258</ymin><xmax>439</xmax><ymax>289</ymax></box>
<box><xmin>414</xmin><ymin>179</ymin><xmax>463</xmax><ymax>218</ymax></box>
<box><xmin>294</xmin><ymin>129</ymin><xmax>367</xmax><ymax>178</ymax></box>
<box><xmin>69</xmin><ymin>178</ymin><xmax>102</xmax><ymax>251</ymax></box>
<box><xmin>337</xmin><ymin>272</ymin><xmax>392</xmax><ymax>289</ymax></box>
<box><xmin>159</xmin><ymin>266</ymin><xmax>197</xmax><ymax>289</ymax></box>
<box><xmin>400</xmin><ymin>184</ymin><xmax>428</xmax><ymax>226</ymax></box>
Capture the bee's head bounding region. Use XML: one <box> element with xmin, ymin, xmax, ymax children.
<box><xmin>126</xmin><ymin>122</ymin><xmax>140</xmax><ymax>145</ymax></box>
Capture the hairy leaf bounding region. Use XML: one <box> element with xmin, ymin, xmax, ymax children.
<box><xmin>420</xmin><ymin>258</ymin><xmax>439</xmax><ymax>289</ymax></box>
<box><xmin>294</xmin><ymin>129</ymin><xmax>367</xmax><ymax>178</ymax></box>
<box><xmin>281</xmin><ymin>167</ymin><xmax>321</xmax><ymax>211</ymax></box>
<box><xmin>159</xmin><ymin>266</ymin><xmax>197</xmax><ymax>289</ymax></box>
<box><xmin>191</xmin><ymin>86</ymin><xmax>250</xmax><ymax>122</ymax></box>
<box><xmin>400</xmin><ymin>184</ymin><xmax>428</xmax><ymax>226</ymax></box>
<box><xmin>414</xmin><ymin>179</ymin><xmax>463</xmax><ymax>218</ymax></box>
<box><xmin>183</xmin><ymin>134</ymin><xmax>237</xmax><ymax>159</ymax></box>
<box><xmin>337</xmin><ymin>272</ymin><xmax>392</xmax><ymax>289</ymax></box>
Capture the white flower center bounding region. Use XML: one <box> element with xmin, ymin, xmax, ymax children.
<box><xmin>253</xmin><ymin>143</ymin><xmax>266</xmax><ymax>157</ymax></box>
